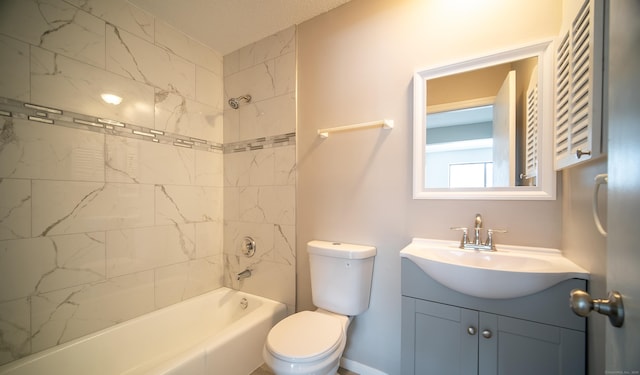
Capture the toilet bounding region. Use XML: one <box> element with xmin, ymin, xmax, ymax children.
<box><xmin>263</xmin><ymin>240</ymin><xmax>376</xmax><ymax>375</ymax></box>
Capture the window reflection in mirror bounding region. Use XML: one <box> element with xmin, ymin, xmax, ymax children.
<box><xmin>424</xmin><ymin>57</ymin><xmax>538</xmax><ymax>188</ymax></box>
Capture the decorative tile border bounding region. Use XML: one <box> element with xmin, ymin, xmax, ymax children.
<box><xmin>224</xmin><ymin>132</ymin><xmax>297</xmax><ymax>154</ymax></box>
<box><xmin>0</xmin><ymin>97</ymin><xmax>296</xmax><ymax>153</ymax></box>
<box><xmin>0</xmin><ymin>97</ymin><xmax>222</xmax><ymax>152</ymax></box>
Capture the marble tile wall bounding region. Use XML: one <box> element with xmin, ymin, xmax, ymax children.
<box><xmin>223</xmin><ymin>27</ymin><xmax>297</xmax><ymax>314</ymax></box>
<box><xmin>0</xmin><ymin>0</ymin><xmax>224</xmax><ymax>366</ymax></box>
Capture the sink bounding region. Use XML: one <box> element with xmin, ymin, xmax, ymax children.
<box><xmin>400</xmin><ymin>238</ymin><xmax>589</xmax><ymax>299</ymax></box>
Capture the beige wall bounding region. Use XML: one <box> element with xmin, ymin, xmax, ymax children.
<box><xmin>297</xmin><ymin>0</ymin><xmax>562</xmax><ymax>372</ymax></box>
<box><xmin>427</xmin><ymin>64</ymin><xmax>511</xmax><ymax>106</ymax></box>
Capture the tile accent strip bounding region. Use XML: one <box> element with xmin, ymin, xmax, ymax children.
<box><xmin>0</xmin><ymin>97</ymin><xmax>296</xmax><ymax>153</ymax></box>
<box><xmin>224</xmin><ymin>132</ymin><xmax>296</xmax><ymax>154</ymax></box>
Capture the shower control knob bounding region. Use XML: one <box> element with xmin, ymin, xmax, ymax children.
<box><xmin>241</xmin><ymin>236</ymin><xmax>256</xmax><ymax>257</ymax></box>
<box><xmin>570</xmin><ymin>289</ymin><xmax>625</xmax><ymax>327</ymax></box>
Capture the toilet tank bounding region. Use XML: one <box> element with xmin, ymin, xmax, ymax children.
<box><xmin>308</xmin><ymin>240</ymin><xmax>376</xmax><ymax>316</ymax></box>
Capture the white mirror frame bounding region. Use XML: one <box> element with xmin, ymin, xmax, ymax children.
<box><xmin>413</xmin><ymin>39</ymin><xmax>556</xmax><ymax>200</ymax></box>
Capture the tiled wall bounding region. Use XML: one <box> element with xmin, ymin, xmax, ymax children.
<box><xmin>222</xmin><ymin>27</ymin><xmax>297</xmax><ymax>314</ymax></box>
<box><xmin>0</xmin><ymin>0</ymin><xmax>224</xmax><ymax>365</ymax></box>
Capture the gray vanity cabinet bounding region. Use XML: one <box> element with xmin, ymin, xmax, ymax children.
<box><xmin>405</xmin><ymin>297</ymin><xmax>478</xmax><ymax>374</ymax></box>
<box><xmin>401</xmin><ymin>258</ymin><xmax>587</xmax><ymax>375</ymax></box>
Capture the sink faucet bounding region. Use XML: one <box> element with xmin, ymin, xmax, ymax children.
<box><xmin>474</xmin><ymin>213</ymin><xmax>483</xmax><ymax>246</ymax></box>
<box><xmin>237</xmin><ymin>268</ymin><xmax>252</xmax><ymax>281</ymax></box>
<box><xmin>451</xmin><ymin>214</ymin><xmax>506</xmax><ymax>251</ymax></box>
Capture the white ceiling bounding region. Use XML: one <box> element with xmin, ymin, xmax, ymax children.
<box><xmin>129</xmin><ymin>0</ymin><xmax>352</xmax><ymax>55</ymax></box>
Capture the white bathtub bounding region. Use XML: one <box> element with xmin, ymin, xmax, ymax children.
<box><xmin>0</xmin><ymin>288</ymin><xmax>287</xmax><ymax>375</ymax></box>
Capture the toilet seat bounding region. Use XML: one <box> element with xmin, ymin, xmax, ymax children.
<box><xmin>265</xmin><ymin>311</ymin><xmax>344</xmax><ymax>363</ymax></box>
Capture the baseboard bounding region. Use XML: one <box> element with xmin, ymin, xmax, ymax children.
<box><xmin>340</xmin><ymin>357</ymin><xmax>388</xmax><ymax>375</ymax></box>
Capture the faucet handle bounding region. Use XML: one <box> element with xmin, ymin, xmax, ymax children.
<box><xmin>486</xmin><ymin>228</ymin><xmax>507</xmax><ymax>234</ymax></box>
<box><xmin>484</xmin><ymin>229</ymin><xmax>507</xmax><ymax>249</ymax></box>
<box><xmin>450</xmin><ymin>227</ymin><xmax>469</xmax><ymax>248</ymax></box>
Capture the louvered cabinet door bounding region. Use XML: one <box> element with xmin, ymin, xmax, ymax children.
<box><xmin>524</xmin><ymin>66</ymin><xmax>538</xmax><ymax>185</ymax></box>
<box><xmin>554</xmin><ymin>0</ymin><xmax>606</xmax><ymax>170</ymax></box>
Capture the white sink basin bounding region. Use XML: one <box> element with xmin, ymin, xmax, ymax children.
<box><xmin>400</xmin><ymin>238</ymin><xmax>589</xmax><ymax>299</ymax></box>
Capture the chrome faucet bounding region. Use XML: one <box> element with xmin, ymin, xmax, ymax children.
<box><xmin>236</xmin><ymin>268</ymin><xmax>252</xmax><ymax>281</ymax></box>
<box><xmin>473</xmin><ymin>213</ymin><xmax>483</xmax><ymax>246</ymax></box>
<box><xmin>451</xmin><ymin>214</ymin><xmax>506</xmax><ymax>251</ymax></box>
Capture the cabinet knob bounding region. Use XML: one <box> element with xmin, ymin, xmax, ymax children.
<box><xmin>481</xmin><ymin>329</ymin><xmax>492</xmax><ymax>339</ymax></box>
<box><xmin>467</xmin><ymin>326</ymin><xmax>476</xmax><ymax>335</ymax></box>
<box><xmin>576</xmin><ymin>149</ymin><xmax>591</xmax><ymax>158</ymax></box>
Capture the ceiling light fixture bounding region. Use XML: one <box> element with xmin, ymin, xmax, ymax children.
<box><xmin>101</xmin><ymin>93</ymin><xmax>123</xmax><ymax>105</ymax></box>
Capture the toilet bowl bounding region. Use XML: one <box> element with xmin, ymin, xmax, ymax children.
<box><xmin>263</xmin><ymin>310</ymin><xmax>350</xmax><ymax>375</ymax></box>
<box><xmin>262</xmin><ymin>240</ymin><xmax>376</xmax><ymax>375</ymax></box>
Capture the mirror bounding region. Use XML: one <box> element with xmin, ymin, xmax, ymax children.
<box><xmin>413</xmin><ymin>40</ymin><xmax>556</xmax><ymax>200</ymax></box>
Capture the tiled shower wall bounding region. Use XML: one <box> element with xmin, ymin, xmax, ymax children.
<box><xmin>222</xmin><ymin>27</ymin><xmax>297</xmax><ymax>314</ymax></box>
<box><xmin>0</xmin><ymin>0</ymin><xmax>225</xmax><ymax>365</ymax></box>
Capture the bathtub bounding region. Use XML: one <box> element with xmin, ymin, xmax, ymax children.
<box><xmin>0</xmin><ymin>288</ymin><xmax>287</xmax><ymax>375</ymax></box>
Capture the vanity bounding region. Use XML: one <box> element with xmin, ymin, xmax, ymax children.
<box><xmin>400</xmin><ymin>238</ymin><xmax>589</xmax><ymax>375</ymax></box>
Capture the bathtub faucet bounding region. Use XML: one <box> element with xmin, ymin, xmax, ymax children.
<box><xmin>237</xmin><ymin>268</ymin><xmax>252</xmax><ymax>281</ymax></box>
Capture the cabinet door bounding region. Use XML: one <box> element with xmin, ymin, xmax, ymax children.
<box><xmin>524</xmin><ymin>66</ymin><xmax>539</xmax><ymax>183</ymax></box>
<box><xmin>480</xmin><ymin>315</ymin><xmax>586</xmax><ymax>375</ymax></box>
<box><xmin>554</xmin><ymin>0</ymin><xmax>606</xmax><ymax>169</ymax></box>
<box><xmin>412</xmin><ymin>298</ymin><xmax>478</xmax><ymax>375</ymax></box>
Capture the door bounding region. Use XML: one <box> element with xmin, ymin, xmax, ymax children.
<box><xmin>605</xmin><ymin>0</ymin><xmax>640</xmax><ymax>371</ymax></box>
<box><xmin>492</xmin><ymin>70</ymin><xmax>516</xmax><ymax>186</ymax></box>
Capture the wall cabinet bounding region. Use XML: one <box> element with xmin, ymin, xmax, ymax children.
<box><xmin>554</xmin><ymin>0</ymin><xmax>607</xmax><ymax>170</ymax></box>
<box><xmin>401</xmin><ymin>259</ymin><xmax>587</xmax><ymax>375</ymax></box>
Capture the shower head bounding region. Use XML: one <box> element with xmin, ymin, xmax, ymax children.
<box><xmin>228</xmin><ymin>95</ymin><xmax>251</xmax><ymax>109</ymax></box>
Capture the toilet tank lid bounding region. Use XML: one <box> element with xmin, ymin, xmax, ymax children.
<box><xmin>307</xmin><ymin>240</ymin><xmax>376</xmax><ymax>259</ymax></box>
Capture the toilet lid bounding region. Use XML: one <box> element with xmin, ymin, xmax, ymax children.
<box><xmin>266</xmin><ymin>311</ymin><xmax>344</xmax><ymax>363</ymax></box>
